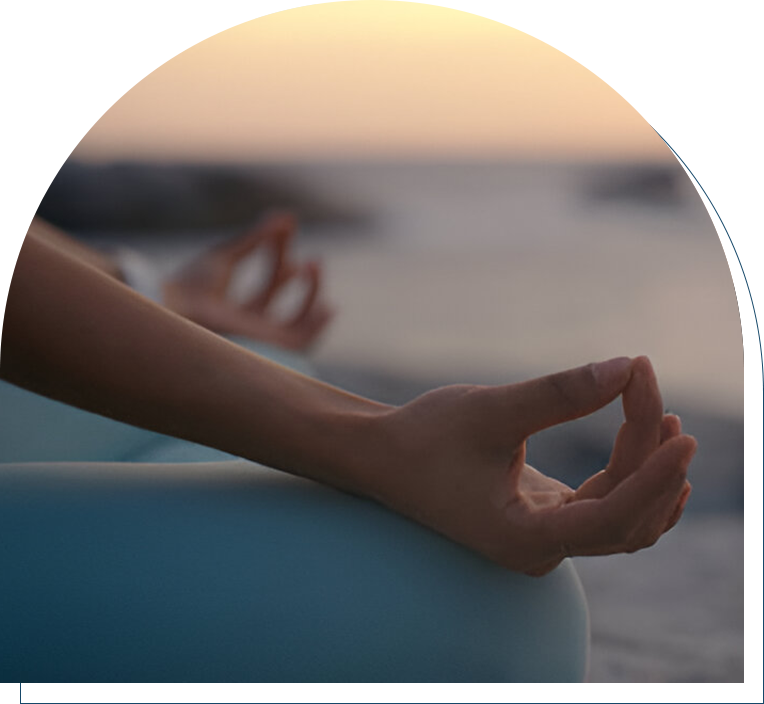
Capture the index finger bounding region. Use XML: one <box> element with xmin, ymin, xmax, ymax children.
<box><xmin>505</xmin><ymin>357</ymin><xmax>633</xmax><ymax>440</ymax></box>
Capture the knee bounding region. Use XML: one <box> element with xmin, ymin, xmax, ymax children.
<box><xmin>0</xmin><ymin>463</ymin><xmax>589</xmax><ymax>682</ymax></box>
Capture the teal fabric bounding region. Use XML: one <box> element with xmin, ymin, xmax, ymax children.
<box><xmin>0</xmin><ymin>339</ymin><xmax>590</xmax><ymax>682</ymax></box>
<box><xmin>0</xmin><ymin>462</ymin><xmax>589</xmax><ymax>682</ymax></box>
<box><xmin>0</xmin><ymin>378</ymin><xmax>164</xmax><ymax>463</ymax></box>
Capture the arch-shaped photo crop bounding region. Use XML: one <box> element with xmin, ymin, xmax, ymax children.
<box><xmin>0</xmin><ymin>1</ymin><xmax>743</xmax><ymax>684</ymax></box>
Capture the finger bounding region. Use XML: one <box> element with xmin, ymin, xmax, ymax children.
<box><xmin>547</xmin><ymin>434</ymin><xmax>696</xmax><ymax>556</ymax></box>
<box><xmin>287</xmin><ymin>261</ymin><xmax>322</xmax><ymax>325</ymax></box>
<box><xmin>506</xmin><ymin>357</ymin><xmax>632</xmax><ymax>439</ymax></box>
<box><xmin>218</xmin><ymin>211</ymin><xmax>296</xmax><ymax>262</ymax></box>
<box><xmin>261</xmin><ymin>213</ymin><xmax>297</xmax><ymax>292</ymax></box>
<box><xmin>575</xmin><ymin>409</ymin><xmax>680</xmax><ymax>502</ymax></box>
<box><xmin>572</xmin><ymin>468</ymin><xmax>613</xmax><ymax>501</ymax></box>
<box><xmin>601</xmin><ymin>434</ymin><xmax>696</xmax><ymax>553</ymax></box>
<box><xmin>625</xmin><ymin>475</ymin><xmax>693</xmax><ymax>552</ymax></box>
<box><xmin>663</xmin><ymin>481</ymin><xmax>692</xmax><ymax>533</ymax></box>
<box><xmin>249</xmin><ymin>263</ymin><xmax>297</xmax><ymax>313</ymax></box>
<box><xmin>660</xmin><ymin>414</ymin><xmax>682</xmax><ymax>443</ymax></box>
<box><xmin>606</xmin><ymin>356</ymin><xmax>663</xmax><ymax>483</ymax></box>
<box><xmin>180</xmin><ymin>212</ymin><xmax>296</xmax><ymax>299</ymax></box>
<box><xmin>243</xmin><ymin>214</ymin><xmax>298</xmax><ymax>309</ymax></box>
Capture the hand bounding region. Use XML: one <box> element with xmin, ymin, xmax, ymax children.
<box><xmin>163</xmin><ymin>212</ymin><xmax>334</xmax><ymax>350</ymax></box>
<box><xmin>371</xmin><ymin>356</ymin><xmax>695</xmax><ymax>576</ymax></box>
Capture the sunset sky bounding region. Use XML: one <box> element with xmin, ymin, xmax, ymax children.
<box><xmin>68</xmin><ymin>0</ymin><xmax>764</xmax><ymax>190</ymax></box>
<box><xmin>378</xmin><ymin>0</ymin><xmax>764</xmax><ymax>191</ymax></box>
<box><xmin>73</xmin><ymin>1</ymin><xmax>672</xmax><ymax>163</ymax></box>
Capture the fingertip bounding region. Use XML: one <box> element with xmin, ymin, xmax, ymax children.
<box><xmin>631</xmin><ymin>356</ymin><xmax>657</xmax><ymax>385</ymax></box>
<box><xmin>639</xmin><ymin>433</ymin><xmax>695</xmax><ymax>484</ymax></box>
<box><xmin>592</xmin><ymin>356</ymin><xmax>632</xmax><ymax>389</ymax></box>
<box><xmin>633</xmin><ymin>354</ymin><xmax>653</xmax><ymax>369</ymax></box>
<box><xmin>664</xmin><ymin>501</ymin><xmax>685</xmax><ymax>533</ymax></box>
<box><xmin>630</xmin><ymin>358</ymin><xmax>661</xmax><ymax>406</ymax></box>
<box><xmin>638</xmin><ymin>354</ymin><xmax>661</xmax><ymax>378</ymax></box>
<box><xmin>665</xmin><ymin>434</ymin><xmax>698</xmax><ymax>467</ymax></box>
<box><xmin>622</xmin><ymin>355</ymin><xmax>662</xmax><ymax>425</ymax></box>
<box><xmin>664</xmin><ymin>481</ymin><xmax>692</xmax><ymax>532</ymax></box>
<box><xmin>262</xmin><ymin>211</ymin><xmax>298</xmax><ymax>244</ymax></box>
<box><xmin>660</xmin><ymin>414</ymin><xmax>682</xmax><ymax>443</ymax></box>
<box><xmin>682</xmin><ymin>434</ymin><xmax>698</xmax><ymax>456</ymax></box>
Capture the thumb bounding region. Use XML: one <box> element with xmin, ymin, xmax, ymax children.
<box><xmin>507</xmin><ymin>357</ymin><xmax>633</xmax><ymax>438</ymax></box>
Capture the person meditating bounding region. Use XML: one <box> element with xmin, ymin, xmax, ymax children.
<box><xmin>0</xmin><ymin>216</ymin><xmax>695</xmax><ymax>682</ymax></box>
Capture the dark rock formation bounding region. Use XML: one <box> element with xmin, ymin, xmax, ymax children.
<box><xmin>37</xmin><ymin>160</ymin><xmax>370</xmax><ymax>234</ymax></box>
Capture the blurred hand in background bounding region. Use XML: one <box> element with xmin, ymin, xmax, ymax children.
<box><xmin>32</xmin><ymin>212</ymin><xmax>334</xmax><ymax>352</ymax></box>
<box><xmin>163</xmin><ymin>211</ymin><xmax>334</xmax><ymax>351</ymax></box>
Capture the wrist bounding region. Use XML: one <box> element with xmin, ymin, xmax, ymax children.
<box><xmin>344</xmin><ymin>405</ymin><xmax>403</xmax><ymax>500</ymax></box>
<box><xmin>222</xmin><ymin>359</ymin><xmax>396</xmax><ymax>499</ymax></box>
<box><xmin>295</xmin><ymin>393</ymin><xmax>397</xmax><ymax>500</ymax></box>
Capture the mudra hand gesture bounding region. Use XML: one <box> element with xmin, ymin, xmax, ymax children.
<box><xmin>371</xmin><ymin>356</ymin><xmax>694</xmax><ymax>576</ymax></box>
<box><xmin>163</xmin><ymin>211</ymin><xmax>333</xmax><ymax>350</ymax></box>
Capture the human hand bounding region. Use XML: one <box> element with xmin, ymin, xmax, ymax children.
<box><xmin>163</xmin><ymin>212</ymin><xmax>333</xmax><ymax>350</ymax></box>
<box><xmin>370</xmin><ymin>357</ymin><xmax>695</xmax><ymax>576</ymax></box>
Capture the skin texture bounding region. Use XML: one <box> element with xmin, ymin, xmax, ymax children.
<box><xmin>1</xmin><ymin>228</ymin><xmax>695</xmax><ymax>575</ymax></box>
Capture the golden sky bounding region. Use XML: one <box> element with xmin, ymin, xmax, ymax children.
<box><xmin>378</xmin><ymin>0</ymin><xmax>764</xmax><ymax>191</ymax></box>
<box><xmin>73</xmin><ymin>1</ymin><xmax>672</xmax><ymax>162</ymax></box>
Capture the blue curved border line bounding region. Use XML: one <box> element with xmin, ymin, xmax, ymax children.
<box><xmin>653</xmin><ymin>127</ymin><xmax>764</xmax><ymax>324</ymax></box>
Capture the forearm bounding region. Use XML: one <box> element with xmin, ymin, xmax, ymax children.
<box><xmin>1</xmin><ymin>234</ymin><xmax>391</xmax><ymax>494</ymax></box>
<box><xmin>28</xmin><ymin>217</ymin><xmax>124</xmax><ymax>280</ymax></box>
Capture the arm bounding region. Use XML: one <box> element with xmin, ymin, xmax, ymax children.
<box><xmin>27</xmin><ymin>217</ymin><xmax>125</xmax><ymax>279</ymax></box>
<box><xmin>1</xmin><ymin>233</ymin><xmax>387</xmax><ymax>496</ymax></box>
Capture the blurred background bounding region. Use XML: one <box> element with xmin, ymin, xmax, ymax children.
<box><xmin>34</xmin><ymin>1</ymin><xmax>742</xmax><ymax>682</ymax></box>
